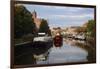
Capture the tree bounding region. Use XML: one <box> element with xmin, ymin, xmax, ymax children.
<box><xmin>39</xmin><ymin>19</ymin><xmax>51</xmax><ymax>35</ymax></box>
<box><xmin>14</xmin><ymin>5</ymin><xmax>35</xmax><ymax>38</ymax></box>
<box><xmin>74</xmin><ymin>27</ymin><xmax>86</xmax><ymax>34</ymax></box>
<box><xmin>86</xmin><ymin>20</ymin><xmax>95</xmax><ymax>37</ymax></box>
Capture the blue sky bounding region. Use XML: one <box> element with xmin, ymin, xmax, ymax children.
<box><xmin>22</xmin><ymin>4</ymin><xmax>94</xmax><ymax>29</ymax></box>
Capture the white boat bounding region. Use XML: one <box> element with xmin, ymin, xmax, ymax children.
<box><xmin>33</xmin><ymin>33</ymin><xmax>53</xmax><ymax>42</ymax></box>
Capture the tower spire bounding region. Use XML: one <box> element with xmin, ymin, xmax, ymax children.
<box><xmin>32</xmin><ymin>10</ymin><xmax>37</xmax><ymax>19</ymax></box>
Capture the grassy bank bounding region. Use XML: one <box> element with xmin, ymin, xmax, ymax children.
<box><xmin>15</xmin><ymin>34</ymin><xmax>34</xmax><ymax>44</ymax></box>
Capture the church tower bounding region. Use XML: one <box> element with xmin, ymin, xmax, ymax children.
<box><xmin>32</xmin><ymin>10</ymin><xmax>37</xmax><ymax>19</ymax></box>
<box><xmin>32</xmin><ymin>10</ymin><xmax>42</xmax><ymax>30</ymax></box>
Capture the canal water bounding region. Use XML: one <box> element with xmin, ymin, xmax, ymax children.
<box><xmin>14</xmin><ymin>39</ymin><xmax>88</xmax><ymax>65</ymax></box>
<box><xmin>36</xmin><ymin>38</ymin><xmax>88</xmax><ymax>64</ymax></box>
<box><xmin>14</xmin><ymin>38</ymin><xmax>91</xmax><ymax>65</ymax></box>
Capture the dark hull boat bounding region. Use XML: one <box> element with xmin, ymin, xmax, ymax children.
<box><xmin>53</xmin><ymin>33</ymin><xmax>63</xmax><ymax>47</ymax></box>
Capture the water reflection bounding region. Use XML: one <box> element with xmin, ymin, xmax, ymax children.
<box><xmin>15</xmin><ymin>37</ymin><xmax>95</xmax><ymax>65</ymax></box>
<box><xmin>14</xmin><ymin>42</ymin><xmax>52</xmax><ymax>65</ymax></box>
<box><xmin>64</xmin><ymin>38</ymin><xmax>96</xmax><ymax>62</ymax></box>
<box><xmin>64</xmin><ymin>38</ymin><xmax>85</xmax><ymax>46</ymax></box>
<box><xmin>32</xmin><ymin>38</ymin><xmax>88</xmax><ymax>64</ymax></box>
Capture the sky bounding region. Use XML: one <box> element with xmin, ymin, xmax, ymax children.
<box><xmin>22</xmin><ymin>4</ymin><xmax>94</xmax><ymax>29</ymax></box>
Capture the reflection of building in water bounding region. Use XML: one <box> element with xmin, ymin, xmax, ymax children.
<box><xmin>32</xmin><ymin>10</ymin><xmax>42</xmax><ymax>30</ymax></box>
<box><xmin>64</xmin><ymin>38</ymin><xmax>85</xmax><ymax>46</ymax></box>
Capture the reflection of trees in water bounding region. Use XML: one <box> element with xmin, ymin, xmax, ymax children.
<box><xmin>32</xmin><ymin>42</ymin><xmax>53</xmax><ymax>63</ymax></box>
<box><xmin>14</xmin><ymin>41</ymin><xmax>53</xmax><ymax>65</ymax></box>
<box><xmin>64</xmin><ymin>38</ymin><xmax>96</xmax><ymax>62</ymax></box>
<box><xmin>75</xmin><ymin>42</ymin><xmax>96</xmax><ymax>62</ymax></box>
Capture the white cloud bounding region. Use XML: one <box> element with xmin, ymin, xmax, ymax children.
<box><xmin>45</xmin><ymin>13</ymin><xmax>94</xmax><ymax>19</ymax></box>
<box><xmin>46</xmin><ymin>6</ymin><xmax>84</xmax><ymax>11</ymax></box>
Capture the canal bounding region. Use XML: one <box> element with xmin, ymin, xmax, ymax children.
<box><xmin>14</xmin><ymin>38</ymin><xmax>95</xmax><ymax>65</ymax></box>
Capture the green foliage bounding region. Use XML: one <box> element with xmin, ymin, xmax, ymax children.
<box><xmin>75</xmin><ymin>27</ymin><xmax>86</xmax><ymax>34</ymax></box>
<box><xmin>86</xmin><ymin>20</ymin><xmax>95</xmax><ymax>37</ymax></box>
<box><xmin>14</xmin><ymin>5</ymin><xmax>35</xmax><ymax>38</ymax></box>
<box><xmin>39</xmin><ymin>19</ymin><xmax>51</xmax><ymax>35</ymax></box>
